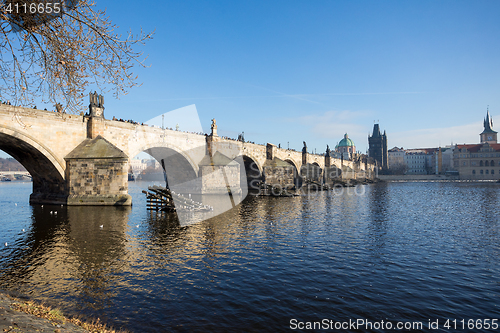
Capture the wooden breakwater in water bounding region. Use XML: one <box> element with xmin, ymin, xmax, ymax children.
<box><xmin>143</xmin><ymin>186</ymin><xmax>213</xmax><ymax>212</ymax></box>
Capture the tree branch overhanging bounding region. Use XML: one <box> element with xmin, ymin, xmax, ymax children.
<box><xmin>0</xmin><ymin>0</ymin><xmax>154</xmax><ymax>113</ymax></box>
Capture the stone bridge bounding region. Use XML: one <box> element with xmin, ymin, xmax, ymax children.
<box><xmin>0</xmin><ymin>102</ymin><xmax>375</xmax><ymax>205</ymax></box>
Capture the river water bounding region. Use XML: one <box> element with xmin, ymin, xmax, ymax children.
<box><xmin>0</xmin><ymin>181</ymin><xmax>499</xmax><ymax>332</ymax></box>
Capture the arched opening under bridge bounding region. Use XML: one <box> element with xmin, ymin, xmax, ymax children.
<box><xmin>284</xmin><ymin>159</ymin><xmax>302</xmax><ymax>189</ymax></box>
<box><xmin>137</xmin><ymin>147</ymin><xmax>198</xmax><ymax>192</ymax></box>
<box><xmin>241</xmin><ymin>155</ymin><xmax>262</xmax><ymax>192</ymax></box>
<box><xmin>300</xmin><ymin>163</ymin><xmax>323</xmax><ymax>185</ymax></box>
<box><xmin>0</xmin><ymin>131</ymin><xmax>66</xmax><ymax>204</ymax></box>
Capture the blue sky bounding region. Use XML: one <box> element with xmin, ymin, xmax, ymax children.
<box><xmin>5</xmin><ymin>0</ymin><xmax>500</xmax><ymax>158</ymax></box>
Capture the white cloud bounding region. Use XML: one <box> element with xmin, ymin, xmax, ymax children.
<box><xmin>390</xmin><ymin>121</ymin><xmax>483</xmax><ymax>149</ymax></box>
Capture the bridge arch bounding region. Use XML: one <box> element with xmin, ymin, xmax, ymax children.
<box><xmin>240</xmin><ymin>154</ymin><xmax>262</xmax><ymax>191</ymax></box>
<box><xmin>284</xmin><ymin>158</ymin><xmax>299</xmax><ymax>171</ymax></box>
<box><xmin>0</xmin><ymin>125</ymin><xmax>67</xmax><ymax>203</ymax></box>
<box><xmin>131</xmin><ymin>142</ymin><xmax>200</xmax><ymax>176</ymax></box>
<box><xmin>131</xmin><ymin>142</ymin><xmax>201</xmax><ymax>188</ymax></box>
<box><xmin>241</xmin><ymin>152</ymin><xmax>263</xmax><ymax>174</ymax></box>
<box><xmin>284</xmin><ymin>158</ymin><xmax>302</xmax><ymax>188</ymax></box>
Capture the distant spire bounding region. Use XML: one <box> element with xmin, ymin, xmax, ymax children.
<box><xmin>484</xmin><ymin>107</ymin><xmax>494</xmax><ymax>132</ymax></box>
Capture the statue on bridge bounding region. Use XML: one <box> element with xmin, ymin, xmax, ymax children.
<box><xmin>302</xmin><ymin>141</ymin><xmax>307</xmax><ymax>154</ymax></box>
<box><xmin>211</xmin><ymin>118</ymin><xmax>218</xmax><ymax>137</ymax></box>
<box><xmin>55</xmin><ymin>103</ymin><xmax>63</xmax><ymax>113</ymax></box>
<box><xmin>325</xmin><ymin>145</ymin><xmax>330</xmax><ymax>157</ymax></box>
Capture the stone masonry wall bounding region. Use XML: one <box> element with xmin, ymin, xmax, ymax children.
<box><xmin>200</xmin><ymin>164</ymin><xmax>241</xmax><ymax>194</ymax></box>
<box><xmin>66</xmin><ymin>158</ymin><xmax>129</xmax><ymax>204</ymax></box>
<box><xmin>263</xmin><ymin>166</ymin><xmax>295</xmax><ymax>187</ymax></box>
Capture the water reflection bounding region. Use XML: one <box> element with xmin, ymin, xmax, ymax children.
<box><xmin>0</xmin><ymin>205</ymin><xmax>71</xmax><ymax>290</ymax></box>
<box><xmin>478</xmin><ymin>185</ymin><xmax>498</xmax><ymax>223</ymax></box>
<box><xmin>65</xmin><ymin>206</ymin><xmax>131</xmax><ymax>310</ymax></box>
<box><xmin>368</xmin><ymin>183</ymin><xmax>390</xmax><ymax>255</ymax></box>
<box><xmin>0</xmin><ymin>204</ymin><xmax>132</xmax><ymax>315</ymax></box>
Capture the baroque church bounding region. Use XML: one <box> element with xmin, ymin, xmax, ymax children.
<box><xmin>335</xmin><ymin>133</ymin><xmax>356</xmax><ymax>160</ymax></box>
<box><xmin>454</xmin><ymin>109</ymin><xmax>500</xmax><ymax>180</ymax></box>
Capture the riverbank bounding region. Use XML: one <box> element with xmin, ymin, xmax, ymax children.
<box><xmin>0</xmin><ymin>292</ymin><xmax>126</xmax><ymax>333</ymax></box>
<box><xmin>377</xmin><ymin>174</ymin><xmax>459</xmax><ymax>181</ymax></box>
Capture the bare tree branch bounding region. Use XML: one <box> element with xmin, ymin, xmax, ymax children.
<box><xmin>0</xmin><ymin>0</ymin><xmax>154</xmax><ymax>113</ymax></box>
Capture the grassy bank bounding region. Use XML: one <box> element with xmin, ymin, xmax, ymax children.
<box><xmin>2</xmin><ymin>293</ymin><xmax>128</xmax><ymax>333</ymax></box>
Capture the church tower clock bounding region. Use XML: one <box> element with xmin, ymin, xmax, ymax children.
<box><xmin>480</xmin><ymin>108</ymin><xmax>497</xmax><ymax>144</ymax></box>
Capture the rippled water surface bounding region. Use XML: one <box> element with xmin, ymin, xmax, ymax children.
<box><xmin>0</xmin><ymin>181</ymin><xmax>499</xmax><ymax>332</ymax></box>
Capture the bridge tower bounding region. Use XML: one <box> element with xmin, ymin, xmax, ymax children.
<box><xmin>368</xmin><ymin>123</ymin><xmax>388</xmax><ymax>170</ymax></box>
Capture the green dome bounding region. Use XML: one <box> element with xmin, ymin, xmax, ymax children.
<box><xmin>337</xmin><ymin>133</ymin><xmax>355</xmax><ymax>147</ymax></box>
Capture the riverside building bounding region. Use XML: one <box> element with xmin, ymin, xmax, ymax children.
<box><xmin>387</xmin><ymin>146</ymin><xmax>454</xmax><ymax>175</ymax></box>
<box><xmin>454</xmin><ymin>109</ymin><xmax>500</xmax><ymax>180</ymax></box>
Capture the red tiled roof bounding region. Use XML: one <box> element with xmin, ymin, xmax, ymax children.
<box><xmin>456</xmin><ymin>144</ymin><xmax>481</xmax><ymax>152</ymax></box>
<box><xmin>455</xmin><ymin>143</ymin><xmax>500</xmax><ymax>152</ymax></box>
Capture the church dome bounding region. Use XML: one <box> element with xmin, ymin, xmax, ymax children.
<box><xmin>337</xmin><ymin>133</ymin><xmax>355</xmax><ymax>147</ymax></box>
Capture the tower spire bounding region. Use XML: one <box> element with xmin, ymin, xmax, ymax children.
<box><xmin>484</xmin><ymin>106</ymin><xmax>493</xmax><ymax>132</ymax></box>
<box><xmin>480</xmin><ymin>106</ymin><xmax>497</xmax><ymax>143</ymax></box>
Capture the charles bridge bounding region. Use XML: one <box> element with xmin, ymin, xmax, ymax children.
<box><xmin>0</xmin><ymin>98</ymin><xmax>376</xmax><ymax>206</ymax></box>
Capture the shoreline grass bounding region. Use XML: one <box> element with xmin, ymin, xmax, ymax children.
<box><xmin>7</xmin><ymin>294</ymin><xmax>129</xmax><ymax>333</ymax></box>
